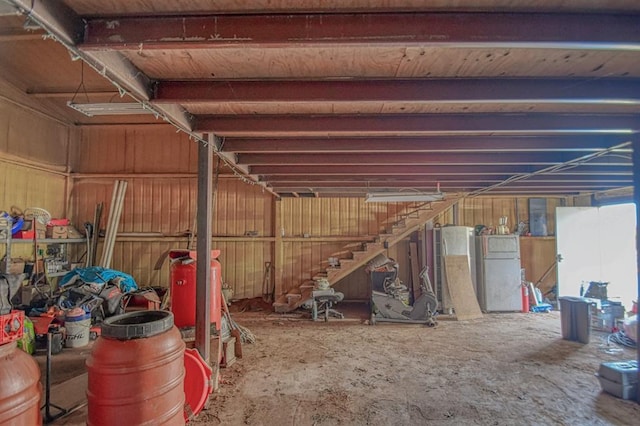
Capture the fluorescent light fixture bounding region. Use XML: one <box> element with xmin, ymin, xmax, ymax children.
<box><xmin>67</xmin><ymin>101</ymin><xmax>156</xmax><ymax>117</ymax></box>
<box><xmin>365</xmin><ymin>192</ymin><xmax>445</xmax><ymax>203</ymax></box>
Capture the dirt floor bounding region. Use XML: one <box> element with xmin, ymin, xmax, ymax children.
<box><xmin>43</xmin><ymin>304</ymin><xmax>640</xmax><ymax>425</ymax></box>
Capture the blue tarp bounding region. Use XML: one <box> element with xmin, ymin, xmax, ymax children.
<box><xmin>59</xmin><ymin>267</ymin><xmax>138</xmax><ymax>293</ymax></box>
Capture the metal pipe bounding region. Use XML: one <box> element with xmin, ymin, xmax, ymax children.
<box><xmin>45</xmin><ymin>332</ymin><xmax>52</xmax><ymax>420</ymax></box>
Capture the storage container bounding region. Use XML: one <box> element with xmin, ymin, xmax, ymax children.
<box><xmin>559</xmin><ymin>296</ymin><xmax>591</xmax><ymax>343</ymax></box>
<box><xmin>596</xmin><ymin>360</ymin><xmax>638</xmax><ymax>400</ymax></box>
<box><xmin>86</xmin><ymin>311</ymin><xmax>186</xmax><ymax>425</ymax></box>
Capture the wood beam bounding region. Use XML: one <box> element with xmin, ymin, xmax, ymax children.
<box><xmin>156</xmin><ymin>79</ymin><xmax>640</xmax><ymax>105</ymax></box>
<box><xmin>82</xmin><ymin>13</ymin><xmax>640</xmax><ymax>50</ymax></box>
<box><xmin>237</xmin><ymin>152</ymin><xmax>631</xmax><ymax>166</ymax></box>
<box><xmin>249</xmin><ymin>164</ymin><xmax>632</xmax><ymax>176</ymax></box>
<box><xmin>195</xmin><ymin>114</ymin><xmax>639</xmax><ymax>136</ymax></box>
<box><xmin>222</xmin><ymin>135</ymin><xmax>634</xmax><ymax>153</ymax></box>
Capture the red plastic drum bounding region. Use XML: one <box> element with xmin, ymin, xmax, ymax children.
<box><xmin>86</xmin><ymin>311</ymin><xmax>186</xmax><ymax>426</ymax></box>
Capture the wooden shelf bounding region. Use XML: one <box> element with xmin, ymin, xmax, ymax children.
<box><xmin>10</xmin><ymin>238</ymin><xmax>86</xmax><ymax>244</ymax></box>
<box><xmin>47</xmin><ymin>270</ymin><xmax>72</xmax><ymax>277</ymax></box>
<box><xmin>519</xmin><ymin>236</ymin><xmax>556</xmax><ymax>240</ymax></box>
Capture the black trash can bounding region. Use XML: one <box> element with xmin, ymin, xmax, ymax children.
<box><xmin>559</xmin><ymin>296</ymin><xmax>592</xmax><ymax>344</ymax></box>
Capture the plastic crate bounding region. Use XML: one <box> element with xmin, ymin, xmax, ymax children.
<box><xmin>596</xmin><ymin>360</ymin><xmax>638</xmax><ymax>401</ymax></box>
<box><xmin>1</xmin><ymin>310</ymin><xmax>24</xmax><ymax>344</ymax></box>
<box><xmin>597</xmin><ymin>374</ymin><xmax>637</xmax><ymax>400</ymax></box>
<box><xmin>598</xmin><ymin>361</ymin><xmax>638</xmax><ymax>386</ymax></box>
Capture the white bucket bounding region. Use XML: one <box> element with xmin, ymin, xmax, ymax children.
<box><xmin>65</xmin><ymin>313</ymin><xmax>91</xmax><ymax>348</ymax></box>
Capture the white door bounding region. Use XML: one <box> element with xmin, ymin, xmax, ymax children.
<box><xmin>556</xmin><ymin>205</ymin><xmax>638</xmax><ymax>308</ymax></box>
<box><xmin>598</xmin><ymin>204</ymin><xmax>637</xmax><ymax>308</ymax></box>
<box><xmin>556</xmin><ymin>207</ymin><xmax>602</xmax><ymax>298</ymax></box>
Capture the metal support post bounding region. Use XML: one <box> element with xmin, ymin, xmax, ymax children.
<box><xmin>633</xmin><ymin>138</ymin><xmax>640</xmax><ymax>405</ymax></box>
<box><xmin>195</xmin><ymin>134</ymin><xmax>214</xmax><ymax>363</ymax></box>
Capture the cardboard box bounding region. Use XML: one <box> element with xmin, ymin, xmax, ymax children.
<box><xmin>1</xmin><ymin>258</ymin><xmax>26</xmax><ymax>274</ymax></box>
<box><xmin>221</xmin><ymin>336</ymin><xmax>237</xmax><ymax>368</ymax></box>
<box><xmin>21</xmin><ymin>285</ymin><xmax>38</xmax><ymax>305</ymax></box>
<box><xmin>18</xmin><ymin>220</ymin><xmax>46</xmax><ymax>240</ymax></box>
<box><xmin>46</xmin><ymin>225</ymin><xmax>68</xmax><ymax>239</ymax></box>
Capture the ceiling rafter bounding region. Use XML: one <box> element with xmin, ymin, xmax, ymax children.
<box><xmin>249</xmin><ymin>164</ymin><xmax>632</xmax><ymax>176</ymax></box>
<box><xmin>155</xmin><ymin>79</ymin><xmax>640</xmax><ymax>105</ymax></box>
<box><xmin>80</xmin><ymin>13</ymin><xmax>640</xmax><ymax>50</ymax></box>
<box><xmin>236</xmin><ymin>152</ymin><xmax>631</xmax><ymax>166</ymax></box>
<box><xmin>221</xmin><ymin>135</ymin><xmax>633</xmax><ymax>153</ymax></box>
<box><xmin>196</xmin><ymin>113</ymin><xmax>639</xmax><ymax>136</ymax></box>
<box><xmin>260</xmin><ymin>175</ymin><xmax>634</xmax><ymax>184</ymax></box>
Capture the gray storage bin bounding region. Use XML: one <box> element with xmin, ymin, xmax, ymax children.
<box><xmin>559</xmin><ymin>296</ymin><xmax>592</xmax><ymax>343</ymax></box>
<box><xmin>598</xmin><ymin>361</ymin><xmax>638</xmax><ymax>386</ymax></box>
<box><xmin>597</xmin><ymin>375</ymin><xmax>638</xmax><ymax>400</ymax></box>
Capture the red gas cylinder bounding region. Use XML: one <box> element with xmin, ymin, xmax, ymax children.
<box><xmin>521</xmin><ymin>284</ymin><xmax>530</xmax><ymax>313</ymax></box>
<box><xmin>169</xmin><ymin>249</ymin><xmax>222</xmax><ymax>330</ymax></box>
<box><xmin>86</xmin><ymin>311</ymin><xmax>186</xmax><ymax>426</ymax></box>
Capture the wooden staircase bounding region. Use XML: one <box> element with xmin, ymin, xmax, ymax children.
<box><xmin>273</xmin><ymin>196</ymin><xmax>460</xmax><ymax>313</ymax></box>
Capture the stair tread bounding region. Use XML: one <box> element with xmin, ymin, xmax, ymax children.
<box><xmin>275</xmin><ymin>196</ymin><xmax>459</xmax><ymax>313</ymax></box>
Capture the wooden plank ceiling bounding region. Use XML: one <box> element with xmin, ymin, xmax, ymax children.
<box><xmin>1</xmin><ymin>0</ymin><xmax>638</xmax><ymax>197</ymax></box>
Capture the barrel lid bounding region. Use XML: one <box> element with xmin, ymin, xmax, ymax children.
<box><xmin>183</xmin><ymin>348</ymin><xmax>213</xmax><ymax>421</ymax></box>
<box><xmin>101</xmin><ymin>310</ymin><xmax>174</xmax><ymax>340</ymax></box>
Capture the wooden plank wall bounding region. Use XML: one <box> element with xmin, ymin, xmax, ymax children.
<box><xmin>434</xmin><ymin>196</ymin><xmax>563</xmax><ymax>234</ymax></box>
<box><xmin>0</xmin><ymin>99</ymin><xmax>69</xmax><ymax>216</ymax></box>
<box><xmin>70</xmin><ymin>126</ymin><xmax>272</xmax><ymax>298</ymax></box>
<box><xmin>0</xmin><ymin>99</ymin><xmax>71</xmax><ymax>260</ymax></box>
<box><xmin>520</xmin><ymin>237</ymin><xmax>558</xmax><ymax>295</ymax></box>
<box><xmin>278</xmin><ymin>198</ymin><xmax>413</xmax><ymax>297</ymax></box>
<box><xmin>69</xmin><ymin>176</ymin><xmax>273</xmax><ymax>298</ymax></box>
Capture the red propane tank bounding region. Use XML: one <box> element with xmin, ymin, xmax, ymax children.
<box><xmin>169</xmin><ymin>249</ymin><xmax>222</xmax><ymax>330</ymax></box>
<box><xmin>86</xmin><ymin>311</ymin><xmax>186</xmax><ymax>426</ymax></box>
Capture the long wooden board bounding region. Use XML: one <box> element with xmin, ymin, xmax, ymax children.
<box><xmin>409</xmin><ymin>242</ymin><xmax>420</xmax><ymax>303</ymax></box>
<box><xmin>443</xmin><ymin>255</ymin><xmax>483</xmax><ymax>320</ymax></box>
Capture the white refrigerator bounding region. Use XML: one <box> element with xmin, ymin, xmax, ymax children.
<box><xmin>475</xmin><ymin>235</ymin><xmax>522</xmax><ymax>312</ymax></box>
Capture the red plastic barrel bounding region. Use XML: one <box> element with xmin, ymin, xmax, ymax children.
<box><xmin>86</xmin><ymin>311</ymin><xmax>186</xmax><ymax>426</ymax></box>
<box><xmin>0</xmin><ymin>341</ymin><xmax>42</xmax><ymax>425</ymax></box>
<box><xmin>169</xmin><ymin>250</ymin><xmax>222</xmax><ymax>330</ymax></box>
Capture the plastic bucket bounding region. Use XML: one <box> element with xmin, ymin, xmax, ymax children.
<box><xmin>65</xmin><ymin>312</ymin><xmax>91</xmax><ymax>348</ymax></box>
